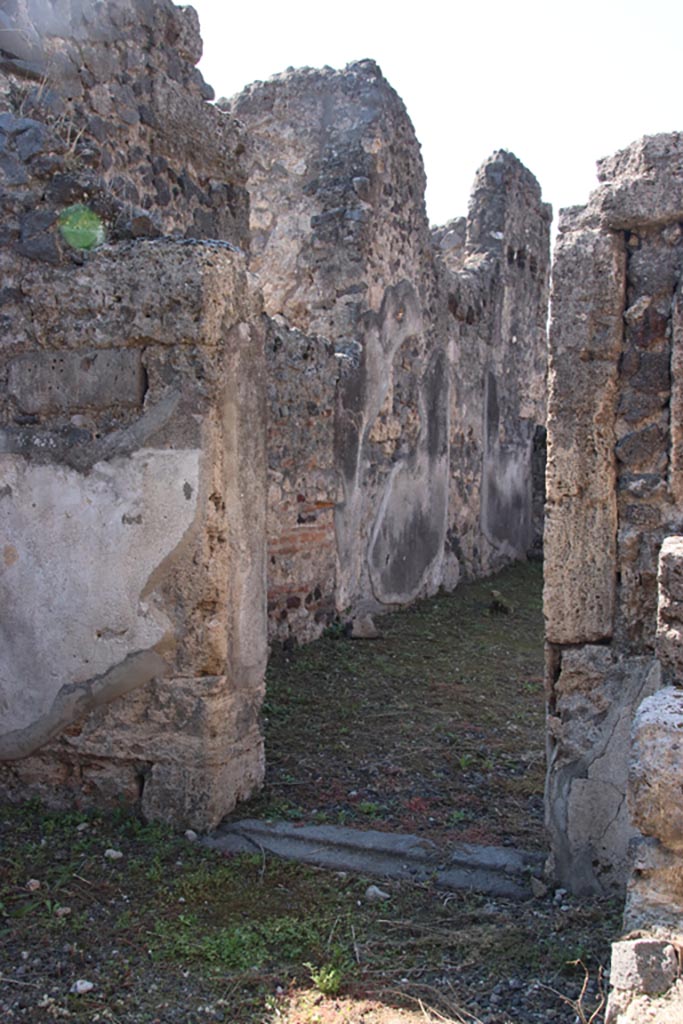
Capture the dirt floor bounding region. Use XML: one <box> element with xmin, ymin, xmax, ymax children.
<box><xmin>241</xmin><ymin>560</ymin><xmax>547</xmax><ymax>852</ymax></box>
<box><xmin>0</xmin><ymin>562</ymin><xmax>623</xmax><ymax>1024</ymax></box>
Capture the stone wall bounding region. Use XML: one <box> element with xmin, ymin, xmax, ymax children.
<box><xmin>0</xmin><ymin>0</ymin><xmax>267</xmax><ymax>828</ymax></box>
<box><xmin>604</xmin><ymin>539</ymin><xmax>683</xmax><ymax>1022</ymax></box>
<box><xmin>230</xmin><ymin>62</ymin><xmax>451</xmax><ymax>640</ymax></box>
<box><xmin>230</xmin><ymin>65</ymin><xmax>550</xmax><ymax>643</ymax></box>
<box><xmin>545</xmin><ymin>132</ymin><xmax>683</xmax><ymax>893</ymax></box>
<box><xmin>436</xmin><ymin>152</ymin><xmax>551</xmax><ymax>580</ymax></box>
<box><xmin>0</xmin><ymin>2</ymin><xmax>550</xmax><ymax>823</ymax></box>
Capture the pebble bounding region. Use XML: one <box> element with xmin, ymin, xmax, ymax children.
<box><xmin>104</xmin><ymin>848</ymin><xmax>123</xmax><ymax>860</ymax></box>
<box><xmin>26</xmin><ymin>878</ymin><xmax>41</xmax><ymax>891</ymax></box>
<box><xmin>184</xmin><ymin>829</ymin><xmax>198</xmax><ymax>842</ymax></box>
<box><xmin>349</xmin><ymin>614</ymin><xmax>379</xmax><ymax>639</ymax></box>
<box><xmin>531</xmin><ymin>876</ymin><xmax>549</xmax><ymax>898</ymax></box>
<box><xmin>70</xmin><ymin>979</ymin><xmax>94</xmax><ymax>994</ymax></box>
<box><xmin>365</xmin><ymin>884</ymin><xmax>391</xmax><ymax>902</ymax></box>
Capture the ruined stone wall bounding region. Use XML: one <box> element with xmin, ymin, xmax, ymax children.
<box><xmin>604</xmin><ymin>539</ymin><xmax>683</xmax><ymax>1022</ymax></box>
<box><xmin>0</xmin><ymin>0</ymin><xmax>267</xmax><ymax>828</ymax></box>
<box><xmin>435</xmin><ymin>152</ymin><xmax>550</xmax><ymax>580</ymax></box>
<box><xmin>230</xmin><ymin>62</ymin><xmax>451</xmax><ymax>640</ymax></box>
<box><xmin>0</xmin><ymin>0</ymin><xmax>248</xmax><ymax>250</ymax></box>
<box><xmin>231</xmin><ymin>66</ymin><xmax>550</xmax><ymax>643</ymax></box>
<box><xmin>545</xmin><ymin>132</ymin><xmax>683</xmax><ymax>894</ymax></box>
<box><xmin>0</xmin><ymin>3</ymin><xmax>550</xmax><ymax>823</ymax></box>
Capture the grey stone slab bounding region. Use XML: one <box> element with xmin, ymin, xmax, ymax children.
<box><xmin>8</xmin><ymin>348</ymin><xmax>146</xmax><ymax>415</ymax></box>
<box><xmin>203</xmin><ymin>819</ymin><xmax>544</xmax><ymax>899</ymax></box>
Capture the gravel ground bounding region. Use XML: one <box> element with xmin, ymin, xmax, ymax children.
<box><xmin>1</xmin><ymin>564</ymin><xmax>623</xmax><ymax>1023</ymax></box>
<box><xmin>0</xmin><ymin>806</ymin><xmax>620</xmax><ymax>1024</ymax></box>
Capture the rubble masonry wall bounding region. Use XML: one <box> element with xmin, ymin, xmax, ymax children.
<box><xmin>545</xmin><ymin>132</ymin><xmax>683</xmax><ymax>894</ymax></box>
<box><xmin>230</xmin><ymin>64</ymin><xmax>550</xmax><ymax>644</ymax></box>
<box><xmin>0</xmin><ymin>0</ymin><xmax>267</xmax><ymax>828</ymax></box>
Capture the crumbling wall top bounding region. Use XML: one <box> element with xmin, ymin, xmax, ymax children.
<box><xmin>466</xmin><ymin>149</ymin><xmax>552</xmax><ymax>256</ymax></box>
<box><xmin>0</xmin><ymin>0</ymin><xmax>250</xmax><ymax>263</ymax></box>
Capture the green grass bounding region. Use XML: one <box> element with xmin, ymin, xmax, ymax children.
<box><xmin>250</xmin><ymin>561</ymin><xmax>547</xmax><ymax>850</ymax></box>
<box><xmin>0</xmin><ymin>795</ymin><xmax>620</xmax><ymax>1024</ymax></box>
<box><xmin>0</xmin><ymin>564</ymin><xmax>620</xmax><ymax>1023</ymax></box>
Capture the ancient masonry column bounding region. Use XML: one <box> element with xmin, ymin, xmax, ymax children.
<box><xmin>545</xmin><ymin>133</ymin><xmax>683</xmax><ymax>894</ymax></box>
<box><xmin>0</xmin><ymin>242</ymin><xmax>268</xmax><ymax>829</ymax></box>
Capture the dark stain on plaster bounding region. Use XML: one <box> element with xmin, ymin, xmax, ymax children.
<box><xmin>486</xmin><ymin>371</ymin><xmax>500</xmax><ymax>443</ymax></box>
<box><xmin>483</xmin><ymin>460</ymin><xmax>530</xmax><ymax>550</ymax></box>
<box><xmin>370</xmin><ymin>497</ymin><xmax>442</xmax><ymax>600</ymax></box>
<box><xmin>424</xmin><ymin>348</ymin><xmax>448</xmax><ymax>460</ymax></box>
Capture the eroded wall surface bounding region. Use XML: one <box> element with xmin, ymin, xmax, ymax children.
<box><xmin>230</xmin><ymin>66</ymin><xmax>550</xmax><ymax>643</ymax></box>
<box><xmin>436</xmin><ymin>152</ymin><xmax>551</xmax><ymax>580</ymax></box>
<box><xmin>545</xmin><ymin>132</ymin><xmax>683</xmax><ymax>893</ymax></box>
<box><xmin>0</xmin><ymin>4</ymin><xmax>550</xmax><ymax>822</ymax></box>
<box><xmin>604</xmin><ymin>539</ymin><xmax>683</xmax><ymax>1022</ymax></box>
<box><xmin>0</xmin><ymin>0</ymin><xmax>267</xmax><ymax>828</ymax></box>
<box><xmin>230</xmin><ymin>62</ymin><xmax>450</xmax><ymax>640</ymax></box>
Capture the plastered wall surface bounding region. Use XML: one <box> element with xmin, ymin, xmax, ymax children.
<box><xmin>230</xmin><ymin>64</ymin><xmax>550</xmax><ymax>642</ymax></box>
<box><xmin>0</xmin><ymin>448</ymin><xmax>200</xmax><ymax>742</ymax></box>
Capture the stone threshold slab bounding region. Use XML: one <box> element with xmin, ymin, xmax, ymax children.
<box><xmin>202</xmin><ymin>818</ymin><xmax>545</xmax><ymax>899</ymax></box>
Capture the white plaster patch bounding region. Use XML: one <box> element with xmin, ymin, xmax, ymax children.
<box><xmin>0</xmin><ymin>449</ymin><xmax>200</xmax><ymax>735</ymax></box>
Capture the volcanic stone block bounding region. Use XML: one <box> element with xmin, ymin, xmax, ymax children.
<box><xmin>595</xmin><ymin>132</ymin><xmax>683</xmax><ymax>229</ymax></box>
<box><xmin>8</xmin><ymin>348</ymin><xmax>146</xmax><ymax>414</ymax></box>
<box><xmin>606</xmin><ymin>939</ymin><xmax>683</xmax><ymax>1024</ymax></box>
<box><xmin>610</xmin><ymin>939</ymin><xmax>679</xmax><ymax>997</ymax></box>
<box><xmin>544</xmin><ymin>214</ymin><xmax>625</xmax><ymax>644</ymax></box>
<box><xmin>630</xmin><ymin>687</ymin><xmax>683</xmax><ymax>851</ymax></box>
<box><xmin>656</xmin><ymin>536</ymin><xmax>683</xmax><ymax>681</ymax></box>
